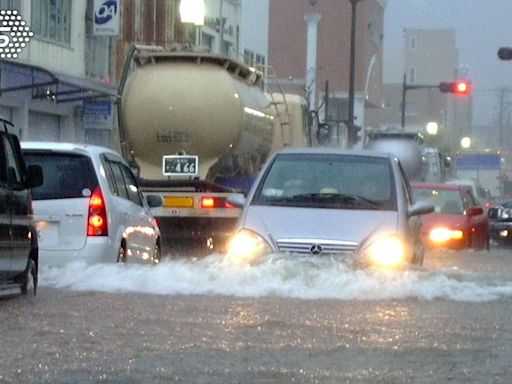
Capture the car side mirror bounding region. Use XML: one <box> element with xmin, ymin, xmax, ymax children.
<box><xmin>409</xmin><ymin>200</ymin><xmax>434</xmax><ymax>216</ymax></box>
<box><xmin>25</xmin><ymin>164</ymin><xmax>43</xmax><ymax>189</ymax></box>
<box><xmin>146</xmin><ymin>194</ymin><xmax>163</xmax><ymax>208</ymax></box>
<box><xmin>227</xmin><ymin>194</ymin><xmax>246</xmax><ymax>208</ymax></box>
<box><xmin>467</xmin><ymin>206</ymin><xmax>484</xmax><ymax>216</ymax></box>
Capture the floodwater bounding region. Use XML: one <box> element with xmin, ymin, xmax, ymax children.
<box><xmin>1</xmin><ymin>247</ymin><xmax>512</xmax><ymax>383</ymax></box>
<box><xmin>40</xmin><ymin>248</ymin><xmax>512</xmax><ymax>302</ymax></box>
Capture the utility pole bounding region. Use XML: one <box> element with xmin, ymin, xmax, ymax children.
<box><xmin>347</xmin><ymin>0</ymin><xmax>363</xmax><ymax>147</ymax></box>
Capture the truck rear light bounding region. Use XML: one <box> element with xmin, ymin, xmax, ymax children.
<box><xmin>201</xmin><ymin>196</ymin><xmax>215</xmax><ymax>208</ymax></box>
<box><xmin>87</xmin><ymin>187</ymin><xmax>108</xmax><ymax>236</ymax></box>
<box><xmin>200</xmin><ymin>196</ymin><xmax>237</xmax><ymax>209</ymax></box>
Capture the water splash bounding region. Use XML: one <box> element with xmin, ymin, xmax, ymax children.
<box><xmin>39</xmin><ymin>253</ymin><xmax>512</xmax><ymax>302</ymax></box>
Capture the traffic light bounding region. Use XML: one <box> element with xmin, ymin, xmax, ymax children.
<box><xmin>498</xmin><ymin>47</ymin><xmax>512</xmax><ymax>60</ymax></box>
<box><xmin>439</xmin><ymin>79</ymin><xmax>471</xmax><ymax>95</ymax></box>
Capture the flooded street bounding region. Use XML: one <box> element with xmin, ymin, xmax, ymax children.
<box><xmin>1</xmin><ymin>247</ymin><xmax>512</xmax><ymax>383</ymax></box>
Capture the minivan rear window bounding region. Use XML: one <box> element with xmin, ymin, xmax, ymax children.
<box><xmin>23</xmin><ymin>152</ymin><xmax>99</xmax><ymax>200</ymax></box>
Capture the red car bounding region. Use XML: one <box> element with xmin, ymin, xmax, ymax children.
<box><xmin>411</xmin><ymin>182</ymin><xmax>490</xmax><ymax>251</ymax></box>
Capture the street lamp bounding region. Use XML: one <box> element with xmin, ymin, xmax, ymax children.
<box><xmin>461</xmin><ymin>136</ymin><xmax>471</xmax><ymax>149</ymax></box>
<box><xmin>426</xmin><ymin>121</ymin><xmax>438</xmax><ymax>135</ymax></box>
<box><xmin>347</xmin><ymin>0</ymin><xmax>363</xmax><ymax>147</ymax></box>
<box><xmin>179</xmin><ymin>0</ymin><xmax>205</xmax><ymax>46</ymax></box>
<box><xmin>179</xmin><ymin>0</ymin><xmax>205</xmax><ymax>25</ymax></box>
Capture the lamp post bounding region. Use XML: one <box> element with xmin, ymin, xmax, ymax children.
<box><xmin>347</xmin><ymin>0</ymin><xmax>363</xmax><ymax>147</ymax></box>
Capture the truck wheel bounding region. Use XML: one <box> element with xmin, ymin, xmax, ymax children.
<box><xmin>412</xmin><ymin>248</ymin><xmax>425</xmax><ymax>266</ymax></box>
<box><xmin>21</xmin><ymin>258</ymin><xmax>37</xmax><ymax>296</ymax></box>
<box><xmin>153</xmin><ymin>241</ymin><xmax>162</xmax><ymax>264</ymax></box>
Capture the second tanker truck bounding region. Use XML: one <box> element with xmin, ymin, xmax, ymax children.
<box><xmin>118</xmin><ymin>46</ymin><xmax>310</xmax><ymax>254</ymax></box>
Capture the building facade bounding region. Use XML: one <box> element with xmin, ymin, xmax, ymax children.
<box><xmin>268</xmin><ymin>0</ymin><xmax>386</xmax><ymax>147</ymax></box>
<box><xmin>0</xmin><ymin>0</ymin><xmax>118</xmax><ymax>147</ymax></box>
<box><xmin>0</xmin><ymin>0</ymin><xmax>268</xmax><ymax>150</ymax></box>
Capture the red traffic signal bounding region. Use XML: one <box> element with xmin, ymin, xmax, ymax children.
<box><xmin>439</xmin><ymin>80</ymin><xmax>471</xmax><ymax>95</ymax></box>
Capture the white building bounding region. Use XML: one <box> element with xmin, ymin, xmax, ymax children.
<box><xmin>200</xmin><ymin>0</ymin><xmax>268</xmax><ymax>68</ymax></box>
<box><xmin>0</xmin><ymin>0</ymin><xmax>116</xmax><ymax>145</ymax></box>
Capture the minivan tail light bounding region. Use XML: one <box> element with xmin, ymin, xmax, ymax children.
<box><xmin>87</xmin><ymin>187</ymin><xmax>108</xmax><ymax>236</ymax></box>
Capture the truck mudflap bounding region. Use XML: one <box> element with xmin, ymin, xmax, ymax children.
<box><xmin>142</xmin><ymin>188</ymin><xmax>244</xmax><ymax>255</ymax></box>
<box><xmin>156</xmin><ymin>216</ymin><xmax>238</xmax><ymax>256</ymax></box>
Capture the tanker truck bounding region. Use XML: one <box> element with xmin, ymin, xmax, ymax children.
<box><xmin>365</xmin><ymin>129</ymin><xmax>450</xmax><ymax>183</ymax></box>
<box><xmin>118</xmin><ymin>46</ymin><xmax>309</xmax><ymax>253</ymax></box>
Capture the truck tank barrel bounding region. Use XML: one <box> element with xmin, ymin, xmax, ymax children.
<box><xmin>120</xmin><ymin>51</ymin><xmax>276</xmax><ymax>181</ymax></box>
<box><xmin>365</xmin><ymin>132</ymin><xmax>425</xmax><ymax>181</ymax></box>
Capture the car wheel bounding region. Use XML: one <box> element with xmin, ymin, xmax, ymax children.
<box><xmin>21</xmin><ymin>258</ymin><xmax>37</xmax><ymax>296</ymax></box>
<box><xmin>117</xmin><ymin>242</ymin><xmax>127</xmax><ymax>263</ymax></box>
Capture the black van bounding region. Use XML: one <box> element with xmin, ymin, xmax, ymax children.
<box><xmin>0</xmin><ymin>117</ymin><xmax>42</xmax><ymax>296</ymax></box>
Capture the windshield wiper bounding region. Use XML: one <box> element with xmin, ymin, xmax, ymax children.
<box><xmin>288</xmin><ymin>193</ymin><xmax>382</xmax><ymax>206</ymax></box>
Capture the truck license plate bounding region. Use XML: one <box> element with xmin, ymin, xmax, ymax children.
<box><xmin>162</xmin><ymin>155</ymin><xmax>198</xmax><ymax>176</ymax></box>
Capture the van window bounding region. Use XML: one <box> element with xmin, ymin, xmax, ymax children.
<box><xmin>3</xmin><ymin>135</ymin><xmax>23</xmax><ymax>186</ymax></box>
<box><xmin>106</xmin><ymin>161</ymin><xmax>129</xmax><ymax>199</ymax></box>
<box><xmin>120</xmin><ymin>164</ymin><xmax>143</xmax><ymax>206</ymax></box>
<box><xmin>104</xmin><ymin>159</ymin><xmax>143</xmax><ymax>206</ymax></box>
<box><xmin>23</xmin><ymin>152</ymin><xmax>99</xmax><ymax>200</ymax></box>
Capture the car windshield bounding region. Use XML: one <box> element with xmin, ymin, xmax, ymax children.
<box><xmin>23</xmin><ymin>151</ymin><xmax>99</xmax><ymax>200</ymax></box>
<box><xmin>253</xmin><ymin>153</ymin><xmax>397</xmax><ymax>210</ymax></box>
<box><xmin>413</xmin><ymin>188</ymin><xmax>464</xmax><ymax>214</ymax></box>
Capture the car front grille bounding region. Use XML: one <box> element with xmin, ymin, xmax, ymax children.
<box><xmin>276</xmin><ymin>239</ymin><xmax>358</xmax><ymax>256</ymax></box>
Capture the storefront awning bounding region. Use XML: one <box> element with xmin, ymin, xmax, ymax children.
<box><xmin>0</xmin><ymin>59</ymin><xmax>118</xmax><ymax>103</ymax></box>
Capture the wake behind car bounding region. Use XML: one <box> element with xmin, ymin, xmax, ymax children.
<box><xmin>0</xmin><ymin>118</ymin><xmax>43</xmax><ymax>296</ymax></box>
<box><xmin>411</xmin><ymin>182</ymin><xmax>490</xmax><ymax>251</ymax></box>
<box><xmin>225</xmin><ymin>147</ymin><xmax>433</xmax><ymax>268</ymax></box>
<box><xmin>21</xmin><ymin>142</ymin><xmax>162</xmax><ymax>267</ymax></box>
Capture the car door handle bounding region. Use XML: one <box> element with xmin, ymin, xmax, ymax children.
<box><xmin>65</xmin><ymin>213</ymin><xmax>84</xmax><ymax>217</ymax></box>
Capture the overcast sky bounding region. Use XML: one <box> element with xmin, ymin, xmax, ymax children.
<box><xmin>383</xmin><ymin>0</ymin><xmax>512</xmax><ymax>126</ymax></box>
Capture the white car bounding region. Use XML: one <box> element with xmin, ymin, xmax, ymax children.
<box><xmin>21</xmin><ymin>142</ymin><xmax>162</xmax><ymax>266</ymax></box>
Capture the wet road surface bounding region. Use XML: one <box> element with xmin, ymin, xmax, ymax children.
<box><xmin>1</xmin><ymin>246</ymin><xmax>512</xmax><ymax>383</ymax></box>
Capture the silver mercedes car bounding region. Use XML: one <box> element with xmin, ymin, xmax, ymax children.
<box><xmin>225</xmin><ymin>147</ymin><xmax>433</xmax><ymax>268</ymax></box>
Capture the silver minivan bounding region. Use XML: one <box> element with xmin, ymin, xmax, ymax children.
<box><xmin>21</xmin><ymin>142</ymin><xmax>162</xmax><ymax>266</ymax></box>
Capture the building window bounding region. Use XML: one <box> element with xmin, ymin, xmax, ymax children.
<box><xmin>255</xmin><ymin>54</ymin><xmax>266</xmax><ymax>67</ymax></box>
<box><xmin>244</xmin><ymin>49</ymin><xmax>254</xmax><ymax>66</ymax></box>
<box><xmin>405</xmin><ymin>101</ymin><xmax>419</xmax><ymax>116</ymax></box>
<box><xmin>409</xmin><ymin>37</ymin><xmax>416</xmax><ymax>50</ymax></box>
<box><xmin>31</xmin><ymin>0</ymin><xmax>71</xmax><ymax>45</ymax></box>
<box><xmin>221</xmin><ymin>40</ymin><xmax>231</xmax><ymax>57</ymax></box>
<box><xmin>409</xmin><ymin>67</ymin><xmax>416</xmax><ymax>84</ymax></box>
<box><xmin>201</xmin><ymin>33</ymin><xmax>214</xmax><ymax>52</ymax></box>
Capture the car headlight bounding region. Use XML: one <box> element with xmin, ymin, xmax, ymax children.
<box><xmin>429</xmin><ymin>227</ymin><xmax>464</xmax><ymax>242</ymax></box>
<box><xmin>362</xmin><ymin>235</ymin><xmax>406</xmax><ymax>268</ymax></box>
<box><xmin>224</xmin><ymin>229</ymin><xmax>272</xmax><ymax>264</ymax></box>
